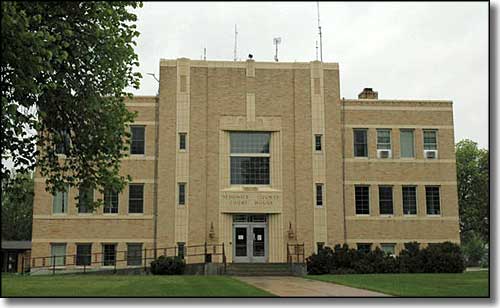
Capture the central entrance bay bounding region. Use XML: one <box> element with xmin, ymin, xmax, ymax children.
<box><xmin>232</xmin><ymin>214</ymin><xmax>268</xmax><ymax>263</ymax></box>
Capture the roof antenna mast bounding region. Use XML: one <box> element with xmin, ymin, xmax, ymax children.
<box><xmin>317</xmin><ymin>1</ymin><xmax>323</xmax><ymax>62</ymax></box>
<box><xmin>273</xmin><ymin>37</ymin><xmax>281</xmax><ymax>62</ymax></box>
<box><xmin>234</xmin><ymin>24</ymin><xmax>238</xmax><ymax>61</ymax></box>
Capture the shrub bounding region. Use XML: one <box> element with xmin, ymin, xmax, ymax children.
<box><xmin>422</xmin><ymin>242</ymin><xmax>465</xmax><ymax>273</ymax></box>
<box><xmin>305</xmin><ymin>246</ymin><xmax>334</xmax><ymax>275</ymax></box>
<box><xmin>150</xmin><ymin>256</ymin><xmax>185</xmax><ymax>275</ymax></box>
<box><xmin>461</xmin><ymin>232</ymin><xmax>488</xmax><ymax>267</ymax></box>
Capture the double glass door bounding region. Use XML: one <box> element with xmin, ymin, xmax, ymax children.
<box><xmin>233</xmin><ymin>224</ymin><xmax>267</xmax><ymax>263</ymax></box>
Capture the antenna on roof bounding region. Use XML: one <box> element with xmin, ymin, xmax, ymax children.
<box><xmin>315</xmin><ymin>40</ymin><xmax>319</xmax><ymax>61</ymax></box>
<box><xmin>204</xmin><ymin>47</ymin><xmax>206</xmax><ymax>61</ymax></box>
<box><xmin>234</xmin><ymin>24</ymin><xmax>238</xmax><ymax>61</ymax></box>
<box><xmin>317</xmin><ymin>1</ymin><xmax>323</xmax><ymax>62</ymax></box>
<box><xmin>273</xmin><ymin>37</ymin><xmax>281</xmax><ymax>62</ymax></box>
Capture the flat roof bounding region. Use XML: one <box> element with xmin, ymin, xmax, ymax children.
<box><xmin>1</xmin><ymin>241</ymin><xmax>31</xmax><ymax>250</ymax></box>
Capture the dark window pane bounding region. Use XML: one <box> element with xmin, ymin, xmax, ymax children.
<box><xmin>178</xmin><ymin>183</ymin><xmax>185</xmax><ymax>205</ymax></box>
<box><xmin>131</xmin><ymin>126</ymin><xmax>145</xmax><ymax>154</ymax></box>
<box><xmin>357</xmin><ymin>243</ymin><xmax>372</xmax><ymax>254</ymax></box>
<box><xmin>355</xmin><ymin>186</ymin><xmax>370</xmax><ymax>215</ymax></box>
<box><xmin>127</xmin><ymin>243</ymin><xmax>142</xmax><ymax>266</ymax></box>
<box><xmin>104</xmin><ymin>189</ymin><xmax>119</xmax><ymax>214</ymax></box>
<box><xmin>129</xmin><ymin>184</ymin><xmax>144</xmax><ymax>213</ymax></box>
<box><xmin>230</xmin><ymin>132</ymin><xmax>270</xmax><ymax>154</ymax></box>
<box><xmin>230</xmin><ymin>157</ymin><xmax>270</xmax><ymax>185</ymax></box>
<box><xmin>179</xmin><ymin>133</ymin><xmax>186</xmax><ymax>150</ymax></box>
<box><xmin>423</xmin><ymin>130</ymin><xmax>437</xmax><ymax>150</ymax></box>
<box><xmin>426</xmin><ymin>186</ymin><xmax>441</xmax><ymax>215</ymax></box>
<box><xmin>78</xmin><ymin>184</ymin><xmax>93</xmax><ymax>213</ymax></box>
<box><xmin>315</xmin><ymin>135</ymin><xmax>322</xmax><ymax>151</ymax></box>
<box><xmin>177</xmin><ymin>242</ymin><xmax>185</xmax><ymax>259</ymax></box>
<box><xmin>76</xmin><ymin>244</ymin><xmax>92</xmax><ymax>266</ymax></box>
<box><xmin>353</xmin><ymin>129</ymin><xmax>368</xmax><ymax>157</ymax></box>
<box><xmin>316</xmin><ymin>184</ymin><xmax>323</xmax><ymax>206</ymax></box>
<box><xmin>103</xmin><ymin>244</ymin><xmax>116</xmax><ymax>266</ymax></box>
<box><xmin>379</xmin><ymin>186</ymin><xmax>393</xmax><ymax>215</ymax></box>
<box><xmin>402</xmin><ymin>186</ymin><xmax>417</xmax><ymax>215</ymax></box>
<box><xmin>55</xmin><ymin>130</ymin><xmax>70</xmax><ymax>155</ymax></box>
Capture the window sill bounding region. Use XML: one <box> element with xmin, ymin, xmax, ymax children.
<box><xmin>315</xmin><ymin>205</ymin><xmax>324</xmax><ymax>209</ymax></box>
<box><xmin>353</xmin><ymin>156</ymin><xmax>369</xmax><ymax>159</ymax></box>
<box><xmin>379</xmin><ymin>214</ymin><xmax>394</xmax><ymax>217</ymax></box>
<box><xmin>403</xmin><ymin>214</ymin><xmax>418</xmax><ymax>217</ymax></box>
<box><xmin>77</xmin><ymin>213</ymin><xmax>94</xmax><ymax>216</ymax></box>
<box><xmin>355</xmin><ymin>214</ymin><xmax>371</xmax><ymax>217</ymax></box>
<box><xmin>426</xmin><ymin>214</ymin><xmax>442</xmax><ymax>217</ymax></box>
<box><xmin>103</xmin><ymin>213</ymin><xmax>119</xmax><ymax>216</ymax></box>
<box><xmin>128</xmin><ymin>213</ymin><xmax>145</xmax><ymax>216</ymax></box>
<box><xmin>52</xmin><ymin>213</ymin><xmax>68</xmax><ymax>216</ymax></box>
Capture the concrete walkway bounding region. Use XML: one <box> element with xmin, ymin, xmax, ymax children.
<box><xmin>236</xmin><ymin>276</ymin><xmax>388</xmax><ymax>297</ymax></box>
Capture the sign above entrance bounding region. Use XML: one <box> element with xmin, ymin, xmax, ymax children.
<box><xmin>220</xmin><ymin>190</ymin><xmax>282</xmax><ymax>213</ymax></box>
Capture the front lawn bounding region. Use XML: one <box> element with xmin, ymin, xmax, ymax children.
<box><xmin>306</xmin><ymin>271</ymin><xmax>489</xmax><ymax>297</ymax></box>
<box><xmin>1</xmin><ymin>275</ymin><xmax>274</xmax><ymax>297</ymax></box>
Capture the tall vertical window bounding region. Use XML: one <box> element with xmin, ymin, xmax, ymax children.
<box><xmin>177</xmin><ymin>242</ymin><xmax>185</xmax><ymax>259</ymax></box>
<box><xmin>127</xmin><ymin>243</ymin><xmax>143</xmax><ymax>266</ymax></box>
<box><xmin>52</xmin><ymin>186</ymin><xmax>68</xmax><ymax>214</ymax></box>
<box><xmin>402</xmin><ymin>186</ymin><xmax>417</xmax><ymax>215</ymax></box>
<box><xmin>76</xmin><ymin>244</ymin><xmax>92</xmax><ymax>266</ymax></box>
<box><xmin>104</xmin><ymin>188</ymin><xmax>119</xmax><ymax>214</ymax></box>
<box><xmin>179</xmin><ymin>133</ymin><xmax>187</xmax><ymax>150</ymax></box>
<box><xmin>50</xmin><ymin>243</ymin><xmax>66</xmax><ymax>266</ymax></box>
<box><xmin>102</xmin><ymin>244</ymin><xmax>116</xmax><ymax>266</ymax></box>
<box><xmin>130</xmin><ymin>126</ymin><xmax>145</xmax><ymax>155</ymax></box>
<box><xmin>425</xmin><ymin>186</ymin><xmax>441</xmax><ymax>215</ymax></box>
<box><xmin>355</xmin><ymin>186</ymin><xmax>370</xmax><ymax>215</ymax></box>
<box><xmin>378</xmin><ymin>186</ymin><xmax>394</xmax><ymax>215</ymax></box>
<box><xmin>377</xmin><ymin>129</ymin><xmax>391</xmax><ymax>150</ymax></box>
<box><xmin>54</xmin><ymin>129</ymin><xmax>70</xmax><ymax>155</ymax></box>
<box><xmin>78</xmin><ymin>184</ymin><xmax>93</xmax><ymax>213</ymax></box>
<box><xmin>315</xmin><ymin>135</ymin><xmax>322</xmax><ymax>151</ymax></box>
<box><xmin>316</xmin><ymin>183</ymin><xmax>324</xmax><ymax>207</ymax></box>
<box><xmin>129</xmin><ymin>184</ymin><xmax>144</xmax><ymax>213</ymax></box>
<box><xmin>423</xmin><ymin>130</ymin><xmax>438</xmax><ymax>150</ymax></box>
<box><xmin>230</xmin><ymin>132</ymin><xmax>271</xmax><ymax>185</ymax></box>
<box><xmin>400</xmin><ymin>129</ymin><xmax>415</xmax><ymax>158</ymax></box>
<box><xmin>353</xmin><ymin>129</ymin><xmax>368</xmax><ymax>157</ymax></box>
<box><xmin>178</xmin><ymin>183</ymin><xmax>186</xmax><ymax>205</ymax></box>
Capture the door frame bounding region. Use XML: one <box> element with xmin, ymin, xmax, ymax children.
<box><xmin>232</xmin><ymin>222</ymin><xmax>268</xmax><ymax>263</ymax></box>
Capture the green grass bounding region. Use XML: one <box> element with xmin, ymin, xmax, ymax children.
<box><xmin>306</xmin><ymin>271</ymin><xmax>489</xmax><ymax>297</ymax></box>
<box><xmin>1</xmin><ymin>275</ymin><xmax>274</xmax><ymax>297</ymax></box>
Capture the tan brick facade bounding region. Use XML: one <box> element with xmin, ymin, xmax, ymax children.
<box><xmin>31</xmin><ymin>59</ymin><xmax>459</xmax><ymax>268</ymax></box>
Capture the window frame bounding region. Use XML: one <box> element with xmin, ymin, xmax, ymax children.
<box><xmin>355</xmin><ymin>185</ymin><xmax>370</xmax><ymax>215</ymax></box>
<box><xmin>402</xmin><ymin>186</ymin><xmax>418</xmax><ymax>216</ymax></box>
<box><xmin>357</xmin><ymin>243</ymin><xmax>372</xmax><ymax>254</ymax></box>
<box><xmin>316</xmin><ymin>183</ymin><xmax>324</xmax><ymax>207</ymax></box>
<box><xmin>127</xmin><ymin>243</ymin><xmax>143</xmax><ymax>266</ymax></box>
<box><xmin>315</xmin><ymin>134</ymin><xmax>322</xmax><ymax>152</ymax></box>
<box><xmin>78</xmin><ymin>184</ymin><xmax>94</xmax><ymax>214</ymax></box>
<box><xmin>103</xmin><ymin>188</ymin><xmax>119</xmax><ymax>214</ymax></box>
<box><xmin>353</xmin><ymin>129</ymin><xmax>368</xmax><ymax>158</ymax></box>
<box><xmin>376</xmin><ymin>129</ymin><xmax>392</xmax><ymax>150</ymax></box>
<box><xmin>50</xmin><ymin>243</ymin><xmax>67</xmax><ymax>266</ymax></box>
<box><xmin>425</xmin><ymin>186</ymin><xmax>441</xmax><ymax>216</ymax></box>
<box><xmin>178</xmin><ymin>182</ymin><xmax>186</xmax><ymax>206</ymax></box>
<box><xmin>400</xmin><ymin>129</ymin><xmax>415</xmax><ymax>158</ymax></box>
<box><xmin>177</xmin><ymin>242</ymin><xmax>185</xmax><ymax>259</ymax></box>
<box><xmin>52</xmin><ymin>186</ymin><xmax>69</xmax><ymax>215</ymax></box>
<box><xmin>380</xmin><ymin>243</ymin><xmax>396</xmax><ymax>257</ymax></box>
<box><xmin>130</xmin><ymin>125</ymin><xmax>145</xmax><ymax>155</ymax></box>
<box><xmin>76</xmin><ymin>243</ymin><xmax>92</xmax><ymax>266</ymax></box>
<box><xmin>102</xmin><ymin>243</ymin><xmax>117</xmax><ymax>267</ymax></box>
<box><xmin>378</xmin><ymin>186</ymin><xmax>394</xmax><ymax>215</ymax></box>
<box><xmin>179</xmin><ymin>132</ymin><xmax>187</xmax><ymax>151</ymax></box>
<box><xmin>128</xmin><ymin>184</ymin><xmax>144</xmax><ymax>214</ymax></box>
<box><xmin>423</xmin><ymin>129</ymin><xmax>438</xmax><ymax>150</ymax></box>
<box><xmin>229</xmin><ymin>132</ymin><xmax>271</xmax><ymax>186</ymax></box>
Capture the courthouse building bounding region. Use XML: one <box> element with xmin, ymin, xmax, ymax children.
<box><xmin>31</xmin><ymin>58</ymin><xmax>460</xmax><ymax>268</ymax></box>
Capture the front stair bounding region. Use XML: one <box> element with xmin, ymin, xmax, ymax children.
<box><xmin>225</xmin><ymin>263</ymin><xmax>293</xmax><ymax>276</ymax></box>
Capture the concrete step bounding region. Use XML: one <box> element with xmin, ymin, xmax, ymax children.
<box><xmin>225</xmin><ymin>263</ymin><xmax>293</xmax><ymax>276</ymax></box>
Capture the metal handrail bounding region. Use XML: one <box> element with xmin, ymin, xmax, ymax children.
<box><xmin>287</xmin><ymin>243</ymin><xmax>305</xmax><ymax>265</ymax></box>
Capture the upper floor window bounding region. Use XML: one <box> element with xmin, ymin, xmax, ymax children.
<box><xmin>353</xmin><ymin>129</ymin><xmax>368</xmax><ymax>157</ymax></box>
<box><xmin>230</xmin><ymin>132</ymin><xmax>270</xmax><ymax>185</ymax></box>
<box><xmin>402</xmin><ymin>186</ymin><xmax>417</xmax><ymax>215</ymax></box>
<box><xmin>54</xmin><ymin>129</ymin><xmax>71</xmax><ymax>155</ymax></box>
<box><xmin>355</xmin><ymin>186</ymin><xmax>370</xmax><ymax>215</ymax></box>
<box><xmin>178</xmin><ymin>183</ymin><xmax>186</xmax><ymax>205</ymax></box>
<box><xmin>104</xmin><ymin>188</ymin><xmax>119</xmax><ymax>214</ymax></box>
<box><xmin>78</xmin><ymin>184</ymin><xmax>94</xmax><ymax>213</ymax></box>
<box><xmin>52</xmin><ymin>185</ymin><xmax>68</xmax><ymax>214</ymax></box>
<box><xmin>179</xmin><ymin>133</ymin><xmax>187</xmax><ymax>150</ymax></box>
<box><xmin>130</xmin><ymin>126</ymin><xmax>145</xmax><ymax>155</ymax></box>
<box><xmin>400</xmin><ymin>129</ymin><xmax>415</xmax><ymax>158</ymax></box>
<box><xmin>423</xmin><ymin>130</ymin><xmax>438</xmax><ymax>150</ymax></box>
<box><xmin>316</xmin><ymin>183</ymin><xmax>324</xmax><ymax>207</ymax></box>
<box><xmin>129</xmin><ymin>184</ymin><xmax>144</xmax><ymax>213</ymax></box>
<box><xmin>377</xmin><ymin>129</ymin><xmax>391</xmax><ymax>150</ymax></box>
<box><xmin>315</xmin><ymin>134</ymin><xmax>322</xmax><ymax>151</ymax></box>
<box><xmin>378</xmin><ymin>186</ymin><xmax>394</xmax><ymax>215</ymax></box>
<box><xmin>425</xmin><ymin>186</ymin><xmax>441</xmax><ymax>215</ymax></box>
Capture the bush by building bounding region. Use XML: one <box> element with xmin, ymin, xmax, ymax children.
<box><xmin>306</xmin><ymin>241</ymin><xmax>465</xmax><ymax>275</ymax></box>
<box><xmin>150</xmin><ymin>256</ymin><xmax>185</xmax><ymax>275</ymax></box>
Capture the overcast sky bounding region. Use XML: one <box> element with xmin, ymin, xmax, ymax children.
<box><xmin>129</xmin><ymin>1</ymin><xmax>489</xmax><ymax>148</ymax></box>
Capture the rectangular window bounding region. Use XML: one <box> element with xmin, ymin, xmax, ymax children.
<box><xmin>104</xmin><ymin>188</ymin><xmax>119</xmax><ymax>214</ymax></box>
<box><xmin>377</xmin><ymin>129</ymin><xmax>391</xmax><ymax>150</ymax></box>
<box><xmin>426</xmin><ymin>186</ymin><xmax>441</xmax><ymax>215</ymax></box>
<box><xmin>355</xmin><ymin>186</ymin><xmax>370</xmax><ymax>215</ymax></box>
<box><xmin>178</xmin><ymin>183</ymin><xmax>186</xmax><ymax>205</ymax></box>
<box><xmin>317</xmin><ymin>242</ymin><xmax>325</xmax><ymax>252</ymax></box>
<box><xmin>52</xmin><ymin>186</ymin><xmax>68</xmax><ymax>214</ymax></box>
<box><xmin>230</xmin><ymin>132</ymin><xmax>271</xmax><ymax>185</ymax></box>
<box><xmin>381</xmin><ymin>243</ymin><xmax>396</xmax><ymax>256</ymax></box>
<box><xmin>179</xmin><ymin>133</ymin><xmax>187</xmax><ymax>150</ymax></box>
<box><xmin>402</xmin><ymin>186</ymin><xmax>417</xmax><ymax>215</ymax></box>
<box><xmin>177</xmin><ymin>242</ymin><xmax>185</xmax><ymax>259</ymax></box>
<box><xmin>378</xmin><ymin>186</ymin><xmax>394</xmax><ymax>215</ymax></box>
<box><xmin>102</xmin><ymin>244</ymin><xmax>116</xmax><ymax>266</ymax></box>
<box><xmin>127</xmin><ymin>243</ymin><xmax>143</xmax><ymax>266</ymax></box>
<box><xmin>78</xmin><ymin>184</ymin><xmax>93</xmax><ymax>213</ymax></box>
<box><xmin>76</xmin><ymin>244</ymin><xmax>92</xmax><ymax>266</ymax></box>
<box><xmin>130</xmin><ymin>126</ymin><xmax>145</xmax><ymax>155</ymax></box>
<box><xmin>50</xmin><ymin>243</ymin><xmax>66</xmax><ymax>266</ymax></box>
<box><xmin>357</xmin><ymin>243</ymin><xmax>372</xmax><ymax>254</ymax></box>
<box><xmin>353</xmin><ymin>129</ymin><xmax>368</xmax><ymax>157</ymax></box>
<box><xmin>423</xmin><ymin>130</ymin><xmax>438</xmax><ymax>150</ymax></box>
<box><xmin>315</xmin><ymin>134</ymin><xmax>322</xmax><ymax>151</ymax></box>
<box><xmin>55</xmin><ymin>129</ymin><xmax>70</xmax><ymax>155</ymax></box>
<box><xmin>316</xmin><ymin>183</ymin><xmax>323</xmax><ymax>207</ymax></box>
<box><xmin>129</xmin><ymin>184</ymin><xmax>144</xmax><ymax>213</ymax></box>
<box><xmin>400</xmin><ymin>129</ymin><xmax>415</xmax><ymax>158</ymax></box>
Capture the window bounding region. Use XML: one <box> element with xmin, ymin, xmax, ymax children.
<box><xmin>400</xmin><ymin>129</ymin><xmax>415</xmax><ymax>158</ymax></box>
<box><xmin>76</xmin><ymin>244</ymin><xmax>92</xmax><ymax>266</ymax></box>
<box><xmin>102</xmin><ymin>244</ymin><xmax>116</xmax><ymax>266</ymax></box>
<box><xmin>315</xmin><ymin>135</ymin><xmax>322</xmax><ymax>151</ymax></box>
<box><xmin>178</xmin><ymin>183</ymin><xmax>186</xmax><ymax>205</ymax></box>
<box><xmin>50</xmin><ymin>243</ymin><xmax>66</xmax><ymax>266</ymax></box>
<box><xmin>423</xmin><ymin>130</ymin><xmax>438</xmax><ymax>150</ymax></box>
<box><xmin>177</xmin><ymin>242</ymin><xmax>185</xmax><ymax>259</ymax></box>
<box><xmin>378</xmin><ymin>186</ymin><xmax>394</xmax><ymax>215</ymax></box>
<box><xmin>317</xmin><ymin>242</ymin><xmax>325</xmax><ymax>252</ymax></box>
<box><xmin>353</xmin><ymin>129</ymin><xmax>368</xmax><ymax>157</ymax></box>
<box><xmin>316</xmin><ymin>183</ymin><xmax>323</xmax><ymax>207</ymax></box>
<box><xmin>130</xmin><ymin>126</ymin><xmax>145</xmax><ymax>155</ymax></box>
<box><xmin>377</xmin><ymin>129</ymin><xmax>391</xmax><ymax>150</ymax></box>
<box><xmin>52</xmin><ymin>186</ymin><xmax>68</xmax><ymax>214</ymax></box>
<box><xmin>179</xmin><ymin>133</ymin><xmax>187</xmax><ymax>150</ymax></box>
<box><xmin>357</xmin><ymin>243</ymin><xmax>372</xmax><ymax>254</ymax></box>
<box><xmin>355</xmin><ymin>186</ymin><xmax>370</xmax><ymax>215</ymax></box>
<box><xmin>129</xmin><ymin>184</ymin><xmax>144</xmax><ymax>213</ymax></box>
<box><xmin>104</xmin><ymin>188</ymin><xmax>119</xmax><ymax>214</ymax></box>
<box><xmin>78</xmin><ymin>184</ymin><xmax>93</xmax><ymax>213</ymax></box>
<box><xmin>402</xmin><ymin>186</ymin><xmax>417</xmax><ymax>215</ymax></box>
<box><xmin>230</xmin><ymin>132</ymin><xmax>270</xmax><ymax>185</ymax></box>
<box><xmin>55</xmin><ymin>129</ymin><xmax>70</xmax><ymax>155</ymax></box>
<box><xmin>127</xmin><ymin>243</ymin><xmax>143</xmax><ymax>266</ymax></box>
<box><xmin>381</xmin><ymin>243</ymin><xmax>396</xmax><ymax>256</ymax></box>
<box><xmin>426</xmin><ymin>186</ymin><xmax>441</xmax><ymax>215</ymax></box>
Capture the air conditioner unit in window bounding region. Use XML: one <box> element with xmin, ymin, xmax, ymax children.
<box><xmin>424</xmin><ymin>150</ymin><xmax>438</xmax><ymax>159</ymax></box>
<box><xmin>377</xmin><ymin>149</ymin><xmax>392</xmax><ymax>159</ymax></box>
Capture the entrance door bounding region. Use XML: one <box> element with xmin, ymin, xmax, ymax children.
<box><xmin>233</xmin><ymin>226</ymin><xmax>249</xmax><ymax>263</ymax></box>
<box><xmin>251</xmin><ymin>226</ymin><xmax>266</xmax><ymax>263</ymax></box>
<box><xmin>232</xmin><ymin>215</ymin><xmax>268</xmax><ymax>263</ymax></box>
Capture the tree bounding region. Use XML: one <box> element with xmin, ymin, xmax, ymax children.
<box><xmin>1</xmin><ymin>2</ymin><xmax>142</xmax><ymax>210</ymax></box>
<box><xmin>455</xmin><ymin>139</ymin><xmax>489</xmax><ymax>242</ymax></box>
<box><xmin>1</xmin><ymin>173</ymin><xmax>34</xmax><ymax>240</ymax></box>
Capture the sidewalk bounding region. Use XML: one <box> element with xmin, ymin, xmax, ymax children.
<box><xmin>236</xmin><ymin>276</ymin><xmax>388</xmax><ymax>297</ymax></box>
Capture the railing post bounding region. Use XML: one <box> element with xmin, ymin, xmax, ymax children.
<box><xmin>21</xmin><ymin>255</ymin><xmax>24</xmax><ymax>275</ymax></box>
<box><xmin>52</xmin><ymin>256</ymin><xmax>56</xmax><ymax>275</ymax></box>
<box><xmin>143</xmin><ymin>248</ymin><xmax>147</xmax><ymax>272</ymax></box>
<box><xmin>83</xmin><ymin>263</ymin><xmax>86</xmax><ymax>274</ymax></box>
<box><xmin>204</xmin><ymin>242</ymin><xmax>207</xmax><ymax>264</ymax></box>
